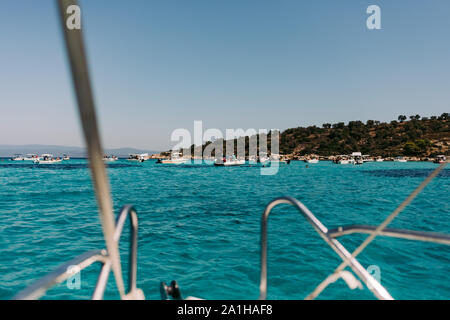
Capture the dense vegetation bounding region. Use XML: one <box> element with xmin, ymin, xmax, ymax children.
<box><xmin>280</xmin><ymin>113</ymin><xmax>449</xmax><ymax>157</ymax></box>
<box><xmin>178</xmin><ymin>113</ymin><xmax>449</xmax><ymax>158</ymax></box>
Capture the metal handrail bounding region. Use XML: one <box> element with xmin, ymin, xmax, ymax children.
<box><xmin>13</xmin><ymin>205</ymin><xmax>139</xmax><ymax>300</ymax></box>
<box><xmin>260</xmin><ymin>197</ymin><xmax>450</xmax><ymax>300</ymax></box>
<box><xmin>328</xmin><ymin>225</ymin><xmax>450</xmax><ymax>245</ymax></box>
<box><xmin>13</xmin><ymin>250</ymin><xmax>108</xmax><ymax>300</ymax></box>
<box><xmin>113</xmin><ymin>205</ymin><xmax>139</xmax><ymax>294</ymax></box>
<box><xmin>259</xmin><ymin>196</ymin><xmax>393</xmax><ymax>300</ymax></box>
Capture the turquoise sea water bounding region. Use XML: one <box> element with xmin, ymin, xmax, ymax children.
<box><xmin>0</xmin><ymin>159</ymin><xmax>448</xmax><ymax>300</ymax></box>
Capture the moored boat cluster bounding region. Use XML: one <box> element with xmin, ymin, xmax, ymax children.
<box><xmin>8</xmin><ymin>152</ymin><xmax>447</xmax><ymax>165</ymax></box>
<box><xmin>10</xmin><ymin>153</ymin><xmax>69</xmax><ymax>164</ymax></box>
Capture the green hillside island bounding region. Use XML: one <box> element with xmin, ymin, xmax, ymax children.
<box><xmin>164</xmin><ymin>113</ymin><xmax>449</xmax><ymax>160</ymax></box>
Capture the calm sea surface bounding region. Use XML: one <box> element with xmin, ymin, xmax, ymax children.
<box><xmin>0</xmin><ymin>159</ymin><xmax>448</xmax><ymax>300</ymax></box>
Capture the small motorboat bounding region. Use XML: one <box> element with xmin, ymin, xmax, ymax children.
<box><xmin>267</xmin><ymin>154</ymin><xmax>290</xmax><ymax>165</ymax></box>
<box><xmin>62</xmin><ymin>154</ymin><xmax>70</xmax><ymax>161</ymax></box>
<box><xmin>306</xmin><ymin>158</ymin><xmax>319</xmax><ymax>164</ymax></box>
<box><xmin>394</xmin><ymin>156</ymin><xmax>407</xmax><ymax>163</ymax></box>
<box><xmin>157</xmin><ymin>152</ymin><xmax>187</xmax><ymax>164</ymax></box>
<box><xmin>352</xmin><ymin>152</ymin><xmax>364</xmax><ymax>165</ymax></box>
<box><xmin>434</xmin><ymin>155</ymin><xmax>447</xmax><ymax>164</ymax></box>
<box><xmin>34</xmin><ymin>154</ymin><xmax>62</xmax><ymax>164</ymax></box>
<box><xmin>103</xmin><ymin>155</ymin><xmax>118</xmax><ymax>162</ymax></box>
<box><xmin>10</xmin><ymin>154</ymin><xmax>24</xmax><ymax>161</ymax></box>
<box><xmin>23</xmin><ymin>154</ymin><xmax>40</xmax><ymax>161</ymax></box>
<box><xmin>257</xmin><ymin>155</ymin><xmax>270</xmax><ymax>165</ymax></box>
<box><xmin>336</xmin><ymin>155</ymin><xmax>355</xmax><ymax>164</ymax></box>
<box><xmin>338</xmin><ymin>159</ymin><xmax>351</xmax><ymax>164</ymax></box>
<box><xmin>127</xmin><ymin>153</ymin><xmax>149</xmax><ymax>162</ymax></box>
<box><xmin>214</xmin><ymin>155</ymin><xmax>245</xmax><ymax>166</ymax></box>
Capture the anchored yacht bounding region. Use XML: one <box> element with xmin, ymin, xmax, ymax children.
<box><xmin>335</xmin><ymin>155</ymin><xmax>355</xmax><ymax>164</ymax></box>
<box><xmin>34</xmin><ymin>154</ymin><xmax>62</xmax><ymax>164</ymax></box>
<box><xmin>127</xmin><ymin>153</ymin><xmax>149</xmax><ymax>162</ymax></box>
<box><xmin>156</xmin><ymin>152</ymin><xmax>187</xmax><ymax>164</ymax></box>
<box><xmin>103</xmin><ymin>155</ymin><xmax>118</xmax><ymax>162</ymax></box>
<box><xmin>268</xmin><ymin>154</ymin><xmax>290</xmax><ymax>165</ymax></box>
<box><xmin>352</xmin><ymin>152</ymin><xmax>364</xmax><ymax>165</ymax></box>
<box><xmin>257</xmin><ymin>155</ymin><xmax>270</xmax><ymax>165</ymax></box>
<box><xmin>394</xmin><ymin>156</ymin><xmax>407</xmax><ymax>163</ymax></box>
<box><xmin>305</xmin><ymin>157</ymin><xmax>319</xmax><ymax>164</ymax></box>
<box><xmin>214</xmin><ymin>155</ymin><xmax>245</xmax><ymax>166</ymax></box>
<box><xmin>10</xmin><ymin>154</ymin><xmax>24</xmax><ymax>161</ymax></box>
<box><xmin>434</xmin><ymin>155</ymin><xmax>447</xmax><ymax>164</ymax></box>
<box><xmin>23</xmin><ymin>154</ymin><xmax>40</xmax><ymax>161</ymax></box>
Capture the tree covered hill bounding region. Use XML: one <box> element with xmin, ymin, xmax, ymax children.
<box><xmin>177</xmin><ymin>113</ymin><xmax>449</xmax><ymax>158</ymax></box>
<box><xmin>280</xmin><ymin>113</ymin><xmax>449</xmax><ymax>157</ymax></box>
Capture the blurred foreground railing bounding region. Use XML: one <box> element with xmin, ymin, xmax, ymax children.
<box><xmin>13</xmin><ymin>205</ymin><xmax>142</xmax><ymax>300</ymax></box>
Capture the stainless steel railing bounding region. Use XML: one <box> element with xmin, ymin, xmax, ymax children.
<box><xmin>259</xmin><ymin>196</ymin><xmax>450</xmax><ymax>300</ymax></box>
<box><xmin>328</xmin><ymin>225</ymin><xmax>450</xmax><ymax>245</ymax></box>
<box><xmin>13</xmin><ymin>205</ymin><xmax>139</xmax><ymax>300</ymax></box>
<box><xmin>259</xmin><ymin>196</ymin><xmax>393</xmax><ymax>300</ymax></box>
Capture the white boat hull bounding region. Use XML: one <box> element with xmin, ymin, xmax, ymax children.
<box><xmin>36</xmin><ymin>160</ymin><xmax>62</xmax><ymax>164</ymax></box>
<box><xmin>159</xmin><ymin>159</ymin><xmax>188</xmax><ymax>164</ymax></box>
<box><xmin>214</xmin><ymin>160</ymin><xmax>245</xmax><ymax>166</ymax></box>
<box><xmin>338</xmin><ymin>160</ymin><xmax>355</xmax><ymax>164</ymax></box>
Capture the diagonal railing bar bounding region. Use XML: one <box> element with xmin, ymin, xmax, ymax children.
<box><xmin>306</xmin><ymin>161</ymin><xmax>448</xmax><ymax>300</ymax></box>
<box><xmin>259</xmin><ymin>197</ymin><xmax>393</xmax><ymax>300</ymax></box>
<box><xmin>13</xmin><ymin>206</ymin><xmax>140</xmax><ymax>300</ymax></box>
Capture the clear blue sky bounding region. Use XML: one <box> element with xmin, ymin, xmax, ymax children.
<box><xmin>1</xmin><ymin>0</ymin><xmax>449</xmax><ymax>150</ymax></box>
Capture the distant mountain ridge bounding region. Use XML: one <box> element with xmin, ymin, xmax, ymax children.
<box><xmin>0</xmin><ymin>144</ymin><xmax>159</xmax><ymax>158</ymax></box>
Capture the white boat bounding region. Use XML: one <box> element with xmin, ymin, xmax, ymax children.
<box><xmin>336</xmin><ymin>155</ymin><xmax>355</xmax><ymax>164</ymax></box>
<box><xmin>394</xmin><ymin>156</ymin><xmax>407</xmax><ymax>163</ymax></box>
<box><xmin>362</xmin><ymin>155</ymin><xmax>374</xmax><ymax>162</ymax></box>
<box><xmin>214</xmin><ymin>155</ymin><xmax>245</xmax><ymax>166</ymax></box>
<box><xmin>338</xmin><ymin>159</ymin><xmax>355</xmax><ymax>164</ymax></box>
<box><xmin>62</xmin><ymin>154</ymin><xmax>70</xmax><ymax>161</ymax></box>
<box><xmin>23</xmin><ymin>154</ymin><xmax>40</xmax><ymax>161</ymax></box>
<box><xmin>352</xmin><ymin>152</ymin><xmax>363</xmax><ymax>165</ymax></box>
<box><xmin>35</xmin><ymin>154</ymin><xmax>62</xmax><ymax>164</ymax></box>
<box><xmin>267</xmin><ymin>154</ymin><xmax>290</xmax><ymax>165</ymax></box>
<box><xmin>127</xmin><ymin>154</ymin><xmax>142</xmax><ymax>162</ymax></box>
<box><xmin>375</xmin><ymin>157</ymin><xmax>384</xmax><ymax>162</ymax></box>
<box><xmin>434</xmin><ymin>155</ymin><xmax>447</xmax><ymax>164</ymax></box>
<box><xmin>10</xmin><ymin>154</ymin><xmax>24</xmax><ymax>161</ymax></box>
<box><xmin>139</xmin><ymin>153</ymin><xmax>150</xmax><ymax>161</ymax></box>
<box><xmin>157</xmin><ymin>158</ymin><xmax>187</xmax><ymax>164</ymax></box>
<box><xmin>156</xmin><ymin>152</ymin><xmax>187</xmax><ymax>164</ymax></box>
<box><xmin>258</xmin><ymin>155</ymin><xmax>270</xmax><ymax>164</ymax></box>
<box><xmin>306</xmin><ymin>158</ymin><xmax>319</xmax><ymax>164</ymax></box>
<box><xmin>127</xmin><ymin>153</ymin><xmax>149</xmax><ymax>162</ymax></box>
<box><xmin>103</xmin><ymin>155</ymin><xmax>118</xmax><ymax>162</ymax></box>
